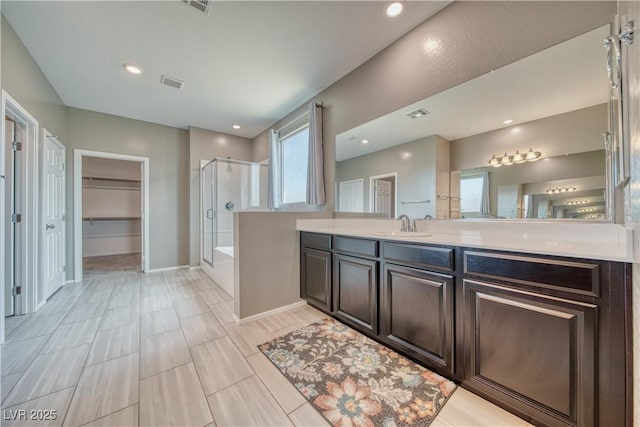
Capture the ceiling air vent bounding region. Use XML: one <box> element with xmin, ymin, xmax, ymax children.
<box><xmin>182</xmin><ymin>0</ymin><xmax>212</xmax><ymax>15</ymax></box>
<box><xmin>160</xmin><ymin>75</ymin><xmax>184</xmax><ymax>90</ymax></box>
<box><xmin>406</xmin><ymin>108</ymin><xmax>430</xmax><ymax>119</ymax></box>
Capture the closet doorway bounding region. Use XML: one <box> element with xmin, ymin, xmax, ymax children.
<box><xmin>73</xmin><ymin>150</ymin><xmax>149</xmax><ymax>279</ymax></box>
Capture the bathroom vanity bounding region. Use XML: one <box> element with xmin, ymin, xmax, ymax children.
<box><xmin>298</xmin><ymin>220</ymin><xmax>632</xmax><ymax>427</ymax></box>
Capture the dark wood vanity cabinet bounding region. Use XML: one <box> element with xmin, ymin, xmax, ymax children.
<box><xmin>461</xmin><ymin>249</ymin><xmax>631</xmax><ymax>427</ymax></box>
<box><xmin>298</xmin><ymin>233</ymin><xmax>632</xmax><ymax>427</ymax></box>
<box><xmin>300</xmin><ymin>233</ymin><xmax>332</xmax><ymax>313</ymax></box>
<box><xmin>331</xmin><ymin>237</ymin><xmax>380</xmax><ymax>335</ymax></box>
<box><xmin>380</xmin><ymin>263</ymin><xmax>454</xmax><ymax>376</ymax></box>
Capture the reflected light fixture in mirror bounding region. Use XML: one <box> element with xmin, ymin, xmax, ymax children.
<box><xmin>385</xmin><ymin>2</ymin><xmax>403</xmax><ymax>17</ymax></box>
<box><xmin>546</xmin><ymin>186</ymin><xmax>577</xmax><ymax>194</ymax></box>
<box><xmin>567</xmin><ymin>200</ymin><xmax>589</xmax><ymax>205</ymax></box>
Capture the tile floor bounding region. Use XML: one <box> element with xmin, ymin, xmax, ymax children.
<box><xmin>1</xmin><ymin>269</ymin><xmax>532</xmax><ymax>426</ymax></box>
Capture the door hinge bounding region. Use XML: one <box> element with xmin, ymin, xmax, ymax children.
<box><xmin>12</xmin><ymin>213</ymin><xmax>22</xmax><ymax>223</ymax></box>
<box><xmin>63</xmin><ymin>265</ymin><xmax>66</xmax><ymax>272</ymax></box>
<box><xmin>12</xmin><ymin>286</ymin><xmax>22</xmax><ymax>296</ymax></box>
<box><xmin>12</xmin><ymin>141</ymin><xmax>22</xmax><ymax>151</ymax></box>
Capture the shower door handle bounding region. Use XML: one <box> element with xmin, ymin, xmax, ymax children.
<box><xmin>46</xmin><ymin>224</ymin><xmax>56</xmax><ymax>230</ymax></box>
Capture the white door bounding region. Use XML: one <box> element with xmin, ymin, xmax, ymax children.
<box><xmin>4</xmin><ymin>119</ymin><xmax>13</xmax><ymax>316</ymax></box>
<box><xmin>42</xmin><ymin>135</ymin><xmax>65</xmax><ymax>300</ymax></box>
<box><xmin>339</xmin><ymin>179</ymin><xmax>363</xmax><ymax>212</ymax></box>
<box><xmin>373</xmin><ymin>179</ymin><xmax>393</xmax><ymax>217</ymax></box>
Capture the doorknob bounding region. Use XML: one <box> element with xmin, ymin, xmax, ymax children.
<box><xmin>46</xmin><ymin>224</ymin><xmax>55</xmax><ymax>230</ymax></box>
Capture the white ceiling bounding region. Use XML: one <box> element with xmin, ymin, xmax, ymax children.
<box><xmin>336</xmin><ymin>25</ymin><xmax>610</xmax><ymax>161</ymax></box>
<box><xmin>1</xmin><ymin>1</ymin><xmax>450</xmax><ymax>138</ymax></box>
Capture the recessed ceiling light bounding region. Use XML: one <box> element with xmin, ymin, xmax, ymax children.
<box><xmin>385</xmin><ymin>2</ymin><xmax>403</xmax><ymax>18</ymax></box>
<box><xmin>362</xmin><ymin>140</ymin><xmax>369</xmax><ymax>144</ymax></box>
<box><xmin>233</xmin><ymin>125</ymin><xmax>241</xmax><ymax>130</ymax></box>
<box><xmin>123</xmin><ymin>63</ymin><xmax>143</xmax><ymax>75</ymax></box>
<box><xmin>503</xmin><ymin>119</ymin><xmax>514</xmax><ymax>125</ymax></box>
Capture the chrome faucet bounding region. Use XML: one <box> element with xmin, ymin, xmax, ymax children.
<box><xmin>423</xmin><ymin>214</ymin><xmax>434</xmax><ymax>220</ymax></box>
<box><xmin>398</xmin><ymin>215</ymin><xmax>411</xmax><ymax>232</ymax></box>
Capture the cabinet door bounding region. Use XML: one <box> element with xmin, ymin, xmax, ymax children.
<box><xmin>462</xmin><ymin>279</ymin><xmax>596</xmax><ymax>427</ymax></box>
<box><xmin>300</xmin><ymin>247</ymin><xmax>332</xmax><ymax>312</ymax></box>
<box><xmin>381</xmin><ymin>264</ymin><xmax>454</xmax><ymax>375</ymax></box>
<box><xmin>333</xmin><ymin>253</ymin><xmax>378</xmax><ymax>334</ymax></box>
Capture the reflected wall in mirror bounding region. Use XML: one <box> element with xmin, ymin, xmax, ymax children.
<box><xmin>334</xmin><ymin>24</ymin><xmax>611</xmax><ymax>221</ymax></box>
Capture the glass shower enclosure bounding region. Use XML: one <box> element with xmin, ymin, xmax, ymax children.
<box><xmin>201</xmin><ymin>158</ymin><xmax>268</xmax><ymax>295</ymax></box>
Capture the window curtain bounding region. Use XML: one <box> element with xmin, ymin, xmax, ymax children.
<box><xmin>480</xmin><ymin>171</ymin><xmax>490</xmax><ymax>214</ymax></box>
<box><xmin>267</xmin><ymin>129</ymin><xmax>281</xmax><ymax>209</ymax></box>
<box><xmin>306</xmin><ymin>101</ymin><xmax>325</xmax><ymax>205</ymax></box>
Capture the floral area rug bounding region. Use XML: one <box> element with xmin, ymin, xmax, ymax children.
<box><xmin>258</xmin><ymin>317</ymin><xmax>456</xmax><ymax>427</ymax></box>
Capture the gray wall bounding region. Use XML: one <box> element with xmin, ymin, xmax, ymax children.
<box><xmin>188</xmin><ymin>126</ymin><xmax>253</xmax><ymax>266</ymax></box>
<box><xmin>1</xmin><ymin>17</ymin><xmax>67</xmax><ymax>142</ymax></box>
<box><xmin>67</xmin><ymin>108</ymin><xmax>189</xmax><ymax>271</ymax></box>
<box><xmin>252</xmin><ymin>2</ymin><xmax>616</xmax><ymax>212</ymax></box>
<box><xmin>335</xmin><ymin>135</ymin><xmax>447</xmax><ymax>218</ymax></box>
<box><xmin>451</xmin><ymin>104</ymin><xmax>608</xmax><ymax>171</ymax></box>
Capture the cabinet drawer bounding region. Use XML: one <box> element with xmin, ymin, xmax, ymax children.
<box><xmin>383</xmin><ymin>242</ymin><xmax>454</xmax><ymax>271</ymax></box>
<box><xmin>301</xmin><ymin>232</ymin><xmax>332</xmax><ymax>251</ymax></box>
<box><xmin>462</xmin><ymin>279</ymin><xmax>596</xmax><ymax>427</ymax></box>
<box><xmin>464</xmin><ymin>250</ymin><xmax>599</xmax><ymax>297</ymax></box>
<box><xmin>334</xmin><ymin>236</ymin><xmax>378</xmax><ymax>258</ymax></box>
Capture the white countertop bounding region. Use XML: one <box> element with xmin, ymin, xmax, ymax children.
<box><xmin>296</xmin><ymin>219</ymin><xmax>634</xmax><ymax>263</ymax></box>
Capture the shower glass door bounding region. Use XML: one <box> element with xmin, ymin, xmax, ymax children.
<box><xmin>201</xmin><ymin>161</ymin><xmax>214</xmax><ymax>265</ymax></box>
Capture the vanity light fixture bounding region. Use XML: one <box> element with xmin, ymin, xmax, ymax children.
<box><xmin>525</xmin><ymin>147</ymin><xmax>541</xmax><ymax>161</ymax></box>
<box><xmin>232</xmin><ymin>125</ymin><xmax>241</xmax><ymax>129</ymax></box>
<box><xmin>545</xmin><ymin>186</ymin><xmax>576</xmax><ymax>194</ymax></box>
<box><xmin>500</xmin><ymin>152</ymin><xmax>514</xmax><ymax>166</ymax></box>
<box><xmin>567</xmin><ymin>200</ymin><xmax>588</xmax><ymax>205</ymax></box>
<box><xmin>488</xmin><ymin>148</ymin><xmax>541</xmax><ymax>167</ymax></box>
<box><xmin>123</xmin><ymin>63</ymin><xmax>143</xmax><ymax>75</ymax></box>
<box><xmin>385</xmin><ymin>2</ymin><xmax>404</xmax><ymax>17</ymax></box>
<box><xmin>361</xmin><ymin>139</ymin><xmax>369</xmax><ymax>144</ymax></box>
<box><xmin>576</xmin><ymin>207</ymin><xmax>596</xmax><ymax>213</ymax></box>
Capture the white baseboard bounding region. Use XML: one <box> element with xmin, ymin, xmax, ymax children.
<box><xmin>235</xmin><ymin>300</ymin><xmax>307</xmax><ymax>325</ymax></box>
<box><xmin>189</xmin><ymin>266</ymin><xmax>202</xmax><ymax>270</ymax></box>
<box><xmin>145</xmin><ymin>265</ymin><xmax>190</xmax><ymax>273</ymax></box>
<box><xmin>65</xmin><ymin>280</ymin><xmax>75</xmax><ymax>284</ymax></box>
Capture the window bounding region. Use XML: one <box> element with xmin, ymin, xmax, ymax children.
<box><xmin>460</xmin><ymin>174</ymin><xmax>484</xmax><ymax>213</ymax></box>
<box><xmin>280</xmin><ymin>125</ymin><xmax>309</xmax><ymax>205</ymax></box>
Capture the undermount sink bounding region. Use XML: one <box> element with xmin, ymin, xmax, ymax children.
<box><xmin>369</xmin><ymin>231</ymin><xmax>431</xmax><ymax>237</ymax></box>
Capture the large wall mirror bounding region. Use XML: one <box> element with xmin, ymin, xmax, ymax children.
<box><xmin>335</xmin><ymin>24</ymin><xmax>612</xmax><ymax>221</ymax></box>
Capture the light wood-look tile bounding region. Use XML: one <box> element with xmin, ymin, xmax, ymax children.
<box><xmin>433</xmin><ymin>388</ymin><xmax>531</xmax><ymax>427</ymax></box>
<box><xmin>209</xmin><ymin>300</ymin><xmax>234</xmax><ymax>325</ymax></box>
<box><xmin>87</xmin><ymin>323</ymin><xmax>139</xmax><ymax>366</ymax></box>
<box><xmin>1</xmin><ymin>387</ymin><xmax>74</xmax><ymax>427</ymax></box>
<box><xmin>62</xmin><ymin>301</ymin><xmax>107</xmax><ymax>325</ymax></box>
<box><xmin>107</xmin><ymin>291</ymin><xmax>138</xmax><ymax>310</ymax></box>
<box><xmin>141</xmin><ymin>307</ymin><xmax>179</xmax><ymax>338</ymax></box>
<box><xmin>208</xmin><ymin>376</ymin><xmax>293</xmax><ymax>427</ymax></box>
<box><xmin>41</xmin><ymin>318</ymin><xmax>101</xmax><ymax>354</ymax></box>
<box><xmin>5</xmin><ymin>315</ymin><xmax>30</xmax><ymax>331</ymax></box>
<box><xmin>139</xmin><ymin>363</ymin><xmax>213</xmax><ymax>427</ymax></box>
<box><xmin>168</xmin><ymin>285</ymin><xmax>197</xmax><ymax>302</ymax></box>
<box><xmin>258</xmin><ymin>312</ymin><xmax>298</xmax><ymax>332</ymax></box>
<box><xmin>141</xmin><ymin>294</ymin><xmax>172</xmax><ymax>314</ymax></box>
<box><xmin>140</xmin><ymin>329</ymin><xmax>191</xmax><ymax>379</ymax></box>
<box><xmin>191</xmin><ymin>336</ymin><xmax>253</xmax><ymax>396</ymax></box>
<box><xmin>172</xmin><ymin>297</ymin><xmax>210</xmax><ymax>319</ymax></box>
<box><xmin>179</xmin><ymin>313</ymin><xmax>226</xmax><ymax>347</ymax></box>
<box><xmin>288</xmin><ymin>403</ymin><xmax>330</xmax><ymax>426</ymax></box>
<box><xmin>79</xmin><ymin>404</ymin><xmax>138</xmax><ymax>427</ymax></box>
<box><xmin>1</xmin><ymin>336</ymin><xmax>49</xmax><ymax>376</ymax></box>
<box><xmin>3</xmin><ymin>344</ymin><xmax>90</xmax><ymax>407</ymax></box>
<box><xmin>290</xmin><ymin>306</ymin><xmax>326</xmax><ymax>325</ymax></box>
<box><xmin>6</xmin><ymin>313</ymin><xmax>66</xmax><ymax>342</ymax></box>
<box><xmin>64</xmin><ymin>353</ymin><xmax>139</xmax><ymax>427</ymax></box>
<box><xmin>271</xmin><ymin>323</ymin><xmax>306</xmax><ymax>339</ymax></box>
<box><xmin>223</xmin><ymin>321</ymin><xmax>274</xmax><ymax>357</ymax></box>
<box><xmin>76</xmin><ymin>289</ymin><xmax>112</xmax><ymax>304</ymax></box>
<box><xmin>100</xmin><ymin>304</ymin><xmax>140</xmax><ymax>331</ymax></box>
<box><xmin>1</xmin><ymin>373</ymin><xmax>22</xmax><ymax>403</ymax></box>
<box><xmin>198</xmin><ymin>289</ymin><xmax>229</xmax><ymax>306</ymax></box>
<box><xmin>247</xmin><ymin>353</ymin><xmax>305</xmax><ymax>413</ymax></box>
